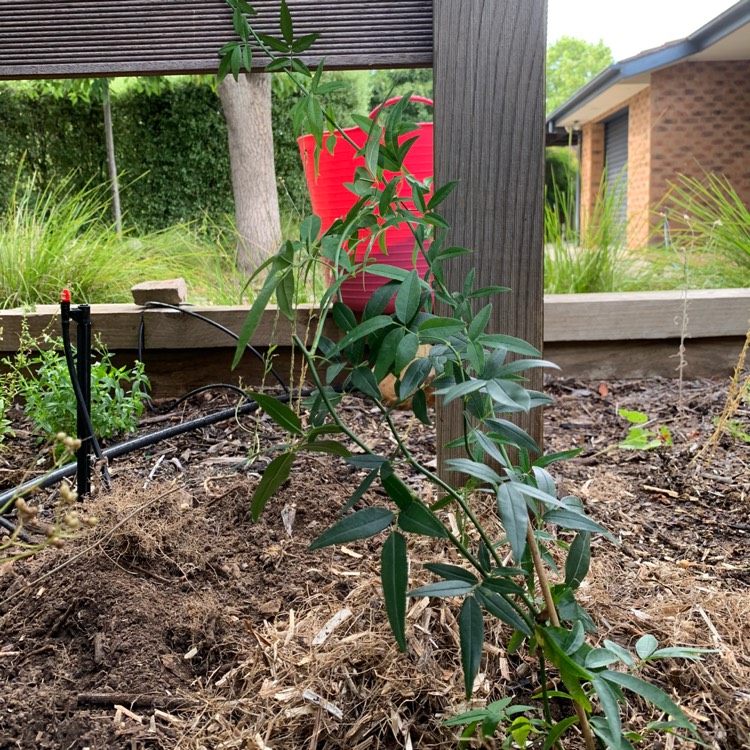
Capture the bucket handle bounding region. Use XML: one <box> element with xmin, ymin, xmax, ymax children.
<box><xmin>368</xmin><ymin>95</ymin><xmax>434</xmax><ymax>119</ymax></box>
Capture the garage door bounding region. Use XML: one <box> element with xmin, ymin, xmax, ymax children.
<box><xmin>605</xmin><ymin>110</ymin><xmax>628</xmax><ymax>239</ymax></box>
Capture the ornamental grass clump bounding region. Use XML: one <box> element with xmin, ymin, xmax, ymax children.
<box><xmin>663</xmin><ymin>172</ymin><xmax>750</xmax><ymax>289</ymax></box>
<box><xmin>0</xmin><ymin>169</ymin><xmax>250</xmax><ymax>307</ymax></box>
<box><xmin>543</xmin><ymin>177</ymin><xmax>657</xmax><ymax>294</ymax></box>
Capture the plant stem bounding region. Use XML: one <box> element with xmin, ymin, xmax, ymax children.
<box><xmin>525</xmin><ymin>523</ymin><xmax>596</xmax><ymax>750</ymax></box>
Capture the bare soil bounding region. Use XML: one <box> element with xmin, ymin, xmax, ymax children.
<box><xmin>1</xmin><ymin>377</ymin><xmax>749</xmax><ymax>750</ymax></box>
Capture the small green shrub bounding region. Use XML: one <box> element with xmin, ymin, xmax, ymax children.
<box><xmin>5</xmin><ymin>334</ymin><xmax>149</xmax><ymax>445</ymax></box>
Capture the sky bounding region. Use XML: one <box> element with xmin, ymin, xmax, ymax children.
<box><xmin>547</xmin><ymin>0</ymin><xmax>740</xmax><ymax>61</ymax></box>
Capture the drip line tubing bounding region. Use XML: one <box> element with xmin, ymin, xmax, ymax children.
<box><xmin>140</xmin><ymin>301</ymin><xmax>289</xmax><ymax>394</ymax></box>
<box><xmin>0</xmin><ymin>392</ymin><xmax>292</xmax><ymax>513</ymax></box>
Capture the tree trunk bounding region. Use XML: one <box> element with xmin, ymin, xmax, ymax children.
<box><xmin>218</xmin><ymin>73</ymin><xmax>281</xmax><ymax>274</ymax></box>
<box><xmin>102</xmin><ymin>79</ymin><xmax>122</xmax><ymax>236</ymax></box>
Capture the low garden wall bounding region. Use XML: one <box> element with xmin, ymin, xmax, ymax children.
<box><xmin>1</xmin><ymin>289</ymin><xmax>747</xmax><ymax>398</ymax></box>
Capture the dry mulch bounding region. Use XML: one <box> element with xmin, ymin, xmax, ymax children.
<box><xmin>0</xmin><ymin>376</ymin><xmax>749</xmax><ymax>749</ymax></box>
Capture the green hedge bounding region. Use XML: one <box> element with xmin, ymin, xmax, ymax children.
<box><xmin>0</xmin><ymin>75</ymin><xmax>373</xmax><ymax>234</ymax></box>
<box><xmin>114</xmin><ymin>84</ymin><xmax>233</xmax><ymax>231</ymax></box>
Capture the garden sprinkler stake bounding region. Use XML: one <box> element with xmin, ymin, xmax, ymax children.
<box><xmin>60</xmin><ymin>289</ymin><xmax>93</xmax><ymax>497</ymax></box>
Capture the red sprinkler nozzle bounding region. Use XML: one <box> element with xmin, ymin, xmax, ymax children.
<box><xmin>61</xmin><ymin>289</ymin><xmax>71</xmax><ymax>303</ymax></box>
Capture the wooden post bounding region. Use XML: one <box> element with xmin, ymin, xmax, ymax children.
<box><xmin>433</xmin><ymin>0</ymin><xmax>547</xmax><ymax>475</ymax></box>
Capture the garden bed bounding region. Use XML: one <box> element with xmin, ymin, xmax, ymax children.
<box><xmin>0</xmin><ymin>375</ymin><xmax>749</xmax><ymax>749</ymax></box>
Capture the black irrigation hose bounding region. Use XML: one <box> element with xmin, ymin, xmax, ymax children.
<box><xmin>0</xmin><ymin>390</ymin><xmax>298</xmax><ymax>518</ymax></box>
<box><xmin>140</xmin><ymin>302</ymin><xmax>290</xmax><ymax>394</ymax></box>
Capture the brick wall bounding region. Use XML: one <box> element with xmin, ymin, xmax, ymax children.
<box><xmin>577</xmin><ymin>59</ymin><xmax>750</xmax><ymax>249</ymax></box>
<box><xmin>580</xmin><ymin>120</ymin><xmax>605</xmax><ymax>229</ymax></box>
<box><xmin>650</xmin><ymin>60</ymin><xmax>750</xmax><ymax>215</ymax></box>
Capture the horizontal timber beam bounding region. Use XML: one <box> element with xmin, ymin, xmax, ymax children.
<box><xmin>0</xmin><ymin>0</ymin><xmax>433</xmax><ymax>79</ymax></box>
<box><xmin>0</xmin><ymin>290</ymin><xmax>747</xmax><ymax>397</ymax></box>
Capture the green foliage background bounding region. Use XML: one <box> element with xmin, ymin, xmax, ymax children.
<box><xmin>0</xmin><ymin>72</ymin><xmax>377</xmax><ymax>233</ymax></box>
<box><xmin>546</xmin><ymin>36</ymin><xmax>614</xmax><ymax>113</ymax></box>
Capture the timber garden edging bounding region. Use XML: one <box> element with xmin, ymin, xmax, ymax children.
<box><xmin>0</xmin><ymin>289</ymin><xmax>747</xmax><ymax>398</ymax></box>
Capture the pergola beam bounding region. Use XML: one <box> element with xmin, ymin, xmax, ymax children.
<box><xmin>434</xmin><ymin>0</ymin><xmax>547</xmax><ymax>466</ymax></box>
<box><xmin>0</xmin><ymin>0</ymin><xmax>433</xmax><ymax>79</ymax></box>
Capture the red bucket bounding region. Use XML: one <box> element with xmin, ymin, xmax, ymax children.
<box><xmin>298</xmin><ymin>96</ymin><xmax>433</xmax><ymax>312</ymax></box>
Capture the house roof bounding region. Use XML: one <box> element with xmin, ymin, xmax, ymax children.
<box><xmin>546</xmin><ymin>0</ymin><xmax>750</xmax><ymax>142</ymax></box>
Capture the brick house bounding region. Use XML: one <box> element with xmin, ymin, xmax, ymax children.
<box><xmin>546</xmin><ymin>0</ymin><xmax>750</xmax><ymax>249</ymax></box>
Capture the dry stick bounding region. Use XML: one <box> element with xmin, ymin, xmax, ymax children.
<box><xmin>526</xmin><ymin>523</ymin><xmax>597</xmax><ymax>750</ymax></box>
<box><xmin>78</xmin><ymin>692</ymin><xmax>198</xmax><ymax>710</ymax></box>
<box><xmin>1</xmin><ymin>485</ymin><xmax>181</xmax><ymax>611</ymax></box>
<box><xmin>691</xmin><ymin>324</ymin><xmax>750</xmax><ymax>466</ymax></box>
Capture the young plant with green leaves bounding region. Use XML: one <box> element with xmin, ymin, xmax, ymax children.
<box><xmin>218</xmin><ymin>3</ymin><xmax>711</xmax><ymax>747</ymax></box>
<box><xmin>617</xmin><ymin>409</ymin><xmax>672</xmax><ymax>452</ymax></box>
<box><xmin>4</xmin><ymin>332</ymin><xmax>149</xmax><ymax>449</ymax></box>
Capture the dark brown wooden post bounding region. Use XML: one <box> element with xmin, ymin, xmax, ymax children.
<box><xmin>433</xmin><ymin>0</ymin><xmax>547</xmax><ymax>475</ymax></box>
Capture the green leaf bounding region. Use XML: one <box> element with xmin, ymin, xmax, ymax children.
<box><xmin>479</xmin><ymin>334</ymin><xmax>541</xmax><ymax>357</ymax></box>
<box><xmin>332</xmin><ymin>300</ymin><xmax>356</xmax><ymax>332</ymax></box>
<box><xmin>399</xmin><ymin>357</ymin><xmax>432</xmax><ymax>399</ymax></box>
<box><xmin>411</xmin><ymin>388</ymin><xmax>431</xmax><ymax>425</ymax></box>
<box><xmin>485</xmin><ymin>379</ymin><xmax>531</xmax><ymax>413</ymax></box>
<box><xmin>395</xmin><ymin>269</ymin><xmax>421</xmax><ymax>324</ymax></box>
<box><xmin>373</xmin><ymin>327</ymin><xmax>404</xmax><ymax>383</ymax></box>
<box><xmin>585</xmin><ymin>648</ymin><xmax>621</xmax><ymax>669</ymax></box>
<box><xmin>427</xmin><ymin>180</ymin><xmax>459</xmax><ymax>210</ymax></box>
<box><xmin>480</xmin><ymin>577</ymin><xmax>526</xmax><ymax>596</ymax></box>
<box><xmin>297</xmin><ymin>440</ymin><xmax>352</xmax><ymax>458</ymax></box>
<box><xmin>351</xmin><ymin>366</ymin><xmax>382</xmax><ymax>401</ymax></box>
<box><xmin>459</xmin><ymin>596</ymin><xmax>484</xmax><ymax>698</ymax></box>
<box><xmin>565</xmin><ymin>531</ymin><xmax>591</xmax><ymax>589</ymax></box>
<box><xmin>543</xmin><ymin>508</ymin><xmax>613</xmax><ymax>540</ymax></box>
<box><xmin>346</xmin><ymin>454</ymin><xmax>388</xmax><ymax>470</ymax></box>
<box><xmin>418</xmin><ymin>316</ymin><xmax>465</xmax><ymax>342</ymax></box>
<box><xmin>485</xmin><ymin>418</ymin><xmax>541</xmax><ymax>455</ymax></box>
<box><xmin>424</xmin><ymin>563</ymin><xmax>479</xmax><ymax>585</ymax></box>
<box><xmin>380</xmin><ymin>463</ymin><xmax>414</xmax><ymax>511</ymax></box>
<box><xmin>334</xmin><ymin>315</ymin><xmax>393</xmax><ymax>353</ymax></box>
<box><xmin>496</xmin><ymin>483</ymin><xmax>529</xmax><ymax>564</ymax></box>
<box><xmin>533</xmin><ymin>448</ymin><xmax>583</xmax><ymax>468</ymax></box>
<box><xmin>399</xmin><ymin>502</ymin><xmax>449</xmax><ymax>538</ymax></box>
<box><xmin>265</xmin><ymin>57</ymin><xmax>290</xmax><ymax>72</ymax></box>
<box><xmin>279</xmin><ymin>0</ymin><xmax>294</xmax><ymax>44</ymax></box>
<box><xmin>309</xmin><ymin>507</ymin><xmax>394</xmax><ymax>550</ymax></box>
<box><xmin>248</xmin><ymin>392</ymin><xmax>303</xmax><ymax>435</ymax></box>
<box><xmin>445</xmin><ymin>458</ymin><xmax>502</xmax><ymax>485</ymax></box>
<box><xmin>537</xmin><ymin>627</ymin><xmax>592</xmax><ymax>711</ymax></box>
<box><xmin>599</xmin><ymin>670</ymin><xmax>695</xmax><ymax>730</ymax></box>
<box><xmin>251</xmin><ymin>451</ymin><xmax>295</xmax><ymax>521</ymax></box>
<box><xmin>232</xmin><ymin>263</ymin><xmax>284</xmax><ymax>369</ymax></box>
<box><xmin>648</xmin><ymin>646</ymin><xmax>716</xmax><ymax>661</ymax></box>
<box><xmin>437</xmin><ymin>378</ymin><xmax>487</xmax><ymax>405</ymax></box>
<box><xmin>475</xmin><ymin>588</ymin><xmax>533</xmax><ymax>637</ymax></box>
<box><xmin>468</xmin><ymin>303</ymin><xmax>492</xmax><ymax>340</ymax></box>
<box><xmin>603</xmin><ymin>639</ymin><xmax>635</xmax><ymax>667</ymax></box>
<box><xmin>339</xmin><ymin>468</ymin><xmax>378</xmax><ymax>515</ymax></box>
<box><xmin>591</xmin><ymin>675</ymin><xmax>625</xmax><ymax>750</ymax></box>
<box><xmin>408</xmin><ymin>580</ymin><xmax>475</xmax><ymax>598</ymax></box>
<box><xmin>541</xmin><ymin>716</ymin><xmax>579</xmax><ymax>750</ymax></box>
<box><xmin>291</xmin><ymin>32</ymin><xmax>320</xmax><ymax>53</ymax></box>
<box><xmin>394</xmin><ymin>332</ymin><xmax>420</xmax><ymax>373</ymax></box>
<box><xmin>635</xmin><ymin>634</ymin><xmax>659</xmax><ymax>660</ymax></box>
<box><xmin>381</xmin><ymin>531</ymin><xmax>408</xmax><ymax>651</ymax></box>
<box><xmin>618</xmin><ymin>408</ymin><xmax>649</xmax><ymax>424</ymax></box>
